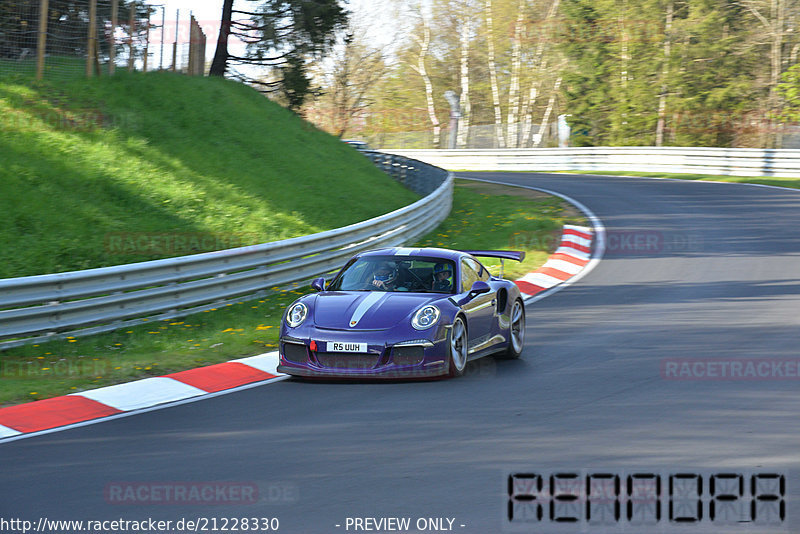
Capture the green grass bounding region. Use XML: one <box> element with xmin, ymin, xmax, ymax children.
<box><xmin>0</xmin><ymin>180</ymin><xmax>584</xmax><ymax>407</ymax></box>
<box><xmin>0</xmin><ymin>56</ymin><xmax>89</xmax><ymax>81</ymax></box>
<box><xmin>555</xmin><ymin>170</ymin><xmax>800</xmax><ymax>189</ymax></box>
<box><xmin>0</xmin><ymin>71</ymin><xmax>418</xmax><ymax>278</ymax></box>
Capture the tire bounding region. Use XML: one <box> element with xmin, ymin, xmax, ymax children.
<box><xmin>501</xmin><ymin>299</ymin><xmax>525</xmax><ymax>359</ymax></box>
<box><xmin>447</xmin><ymin>316</ymin><xmax>468</xmax><ymax>377</ymax></box>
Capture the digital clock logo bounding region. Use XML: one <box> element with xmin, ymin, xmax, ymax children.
<box><xmin>504</xmin><ymin>469</ymin><xmax>790</xmax><ymax>532</ymax></box>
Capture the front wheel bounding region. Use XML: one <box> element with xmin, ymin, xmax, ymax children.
<box><xmin>501</xmin><ymin>299</ymin><xmax>525</xmax><ymax>359</ymax></box>
<box><xmin>447</xmin><ymin>316</ymin><xmax>468</xmax><ymax>377</ymax></box>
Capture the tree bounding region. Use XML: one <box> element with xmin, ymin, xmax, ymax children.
<box><xmin>210</xmin><ymin>0</ymin><xmax>348</xmax><ymax>110</ymax></box>
<box><xmin>408</xmin><ymin>6</ymin><xmax>442</xmax><ymax>147</ymax></box>
<box><xmin>306</xmin><ymin>29</ymin><xmax>388</xmax><ymax>137</ymax></box>
<box><xmin>485</xmin><ymin>0</ymin><xmax>505</xmax><ymax>147</ymax></box>
<box><xmin>330</xmin><ymin>34</ymin><xmax>387</xmax><ymax>138</ymax></box>
<box><xmin>209</xmin><ymin>0</ymin><xmax>235</xmax><ymax>77</ymax></box>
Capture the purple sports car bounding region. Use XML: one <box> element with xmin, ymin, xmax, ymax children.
<box><xmin>277</xmin><ymin>247</ymin><xmax>526</xmax><ymax>379</ymax></box>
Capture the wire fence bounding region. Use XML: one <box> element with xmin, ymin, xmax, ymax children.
<box><xmin>0</xmin><ymin>0</ymin><xmax>206</xmax><ymax>81</ymax></box>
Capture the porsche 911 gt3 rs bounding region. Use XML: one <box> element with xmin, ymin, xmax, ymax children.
<box><xmin>277</xmin><ymin>247</ymin><xmax>526</xmax><ymax>379</ymax></box>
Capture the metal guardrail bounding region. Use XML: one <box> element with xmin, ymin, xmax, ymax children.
<box><xmin>0</xmin><ymin>153</ymin><xmax>452</xmax><ymax>348</ymax></box>
<box><xmin>385</xmin><ymin>146</ymin><xmax>800</xmax><ymax>178</ymax></box>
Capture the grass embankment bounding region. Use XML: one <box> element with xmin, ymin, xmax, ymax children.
<box><xmin>0</xmin><ymin>178</ymin><xmax>585</xmax><ymax>406</ymax></box>
<box><xmin>0</xmin><ymin>71</ymin><xmax>418</xmax><ymax>277</ymax></box>
<box><xmin>558</xmin><ymin>170</ymin><xmax>800</xmax><ymax>189</ymax></box>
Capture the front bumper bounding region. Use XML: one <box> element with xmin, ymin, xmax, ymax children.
<box><xmin>276</xmin><ymin>362</ymin><xmax>448</xmax><ymax>379</ymax></box>
<box><xmin>277</xmin><ymin>330</ymin><xmax>449</xmax><ymax>379</ymax></box>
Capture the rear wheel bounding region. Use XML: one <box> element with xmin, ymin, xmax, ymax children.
<box><xmin>502</xmin><ymin>299</ymin><xmax>525</xmax><ymax>359</ymax></box>
<box><xmin>447</xmin><ymin>317</ymin><xmax>468</xmax><ymax>377</ymax></box>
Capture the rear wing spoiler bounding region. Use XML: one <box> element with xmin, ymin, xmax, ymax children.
<box><xmin>461</xmin><ymin>250</ymin><xmax>526</xmax><ymax>262</ymax></box>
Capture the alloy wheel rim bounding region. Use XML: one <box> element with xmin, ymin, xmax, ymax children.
<box><xmin>451</xmin><ymin>319</ymin><xmax>467</xmax><ymax>371</ymax></box>
<box><xmin>511</xmin><ymin>301</ymin><xmax>524</xmax><ymax>353</ymax></box>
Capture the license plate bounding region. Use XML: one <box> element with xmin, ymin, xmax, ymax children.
<box><xmin>326</xmin><ymin>342</ymin><xmax>368</xmax><ymax>353</ymax></box>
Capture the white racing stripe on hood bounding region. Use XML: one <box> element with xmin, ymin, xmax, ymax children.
<box><xmin>349</xmin><ymin>291</ymin><xmax>387</xmax><ymax>327</ymax></box>
<box><xmin>394</xmin><ymin>247</ymin><xmax>419</xmax><ymax>255</ymax></box>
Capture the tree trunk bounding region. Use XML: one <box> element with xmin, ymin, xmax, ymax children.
<box><xmin>486</xmin><ymin>0</ymin><xmax>505</xmax><ymax>148</ymax></box>
<box><xmin>209</xmin><ymin>0</ymin><xmax>234</xmax><ymax>77</ymax></box>
<box><xmin>520</xmin><ymin>77</ymin><xmax>541</xmax><ymax>147</ymax></box>
<box><xmin>457</xmin><ymin>13</ymin><xmax>471</xmax><ymax>148</ymax></box>
<box><xmin>533</xmin><ymin>76</ymin><xmax>561</xmax><ymax>147</ymax></box>
<box><xmin>618</xmin><ymin>0</ymin><xmax>629</xmax><ymax>136</ymax></box>
<box><xmin>655</xmin><ymin>0</ymin><xmax>674</xmax><ymax>146</ymax></box>
<box><xmin>507</xmin><ymin>1</ymin><xmax>525</xmax><ymax>147</ymax></box>
<box><xmin>769</xmin><ymin>0</ymin><xmax>784</xmax><ymax>147</ymax></box>
<box><xmin>520</xmin><ymin>0</ymin><xmax>560</xmax><ymax>146</ymax></box>
<box><xmin>411</xmin><ymin>14</ymin><xmax>440</xmax><ymax>147</ymax></box>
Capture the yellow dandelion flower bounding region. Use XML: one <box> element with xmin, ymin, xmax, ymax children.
<box><xmin>41</xmin><ymin>367</ymin><xmax>50</xmax><ymax>371</ymax></box>
<box><xmin>68</xmin><ymin>339</ymin><xmax>77</xmax><ymax>343</ymax></box>
<box><xmin>30</xmin><ymin>392</ymin><xmax>38</xmax><ymax>395</ymax></box>
<box><xmin>255</xmin><ymin>325</ymin><xmax>272</xmax><ymax>330</ymax></box>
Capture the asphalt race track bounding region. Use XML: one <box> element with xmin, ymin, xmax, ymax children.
<box><xmin>2</xmin><ymin>172</ymin><xmax>799</xmax><ymax>533</ymax></box>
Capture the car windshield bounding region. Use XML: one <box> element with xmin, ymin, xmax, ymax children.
<box><xmin>328</xmin><ymin>256</ymin><xmax>456</xmax><ymax>294</ymax></box>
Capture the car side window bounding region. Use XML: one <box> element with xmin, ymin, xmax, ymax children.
<box><xmin>475</xmin><ymin>260</ymin><xmax>490</xmax><ymax>281</ymax></box>
<box><xmin>461</xmin><ymin>258</ymin><xmax>480</xmax><ymax>293</ymax></box>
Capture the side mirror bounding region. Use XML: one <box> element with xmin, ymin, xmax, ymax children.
<box><xmin>453</xmin><ymin>280</ymin><xmax>492</xmax><ymax>306</ymax></box>
<box><xmin>311</xmin><ymin>278</ymin><xmax>326</xmax><ymax>292</ymax></box>
<box><xmin>469</xmin><ymin>280</ymin><xmax>491</xmax><ymax>296</ymax></box>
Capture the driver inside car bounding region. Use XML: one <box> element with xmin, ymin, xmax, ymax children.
<box><xmin>370</xmin><ymin>262</ymin><xmax>400</xmax><ymax>291</ymax></box>
<box><xmin>431</xmin><ymin>262</ymin><xmax>453</xmax><ymax>292</ymax></box>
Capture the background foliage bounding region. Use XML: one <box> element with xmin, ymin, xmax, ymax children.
<box><xmin>300</xmin><ymin>0</ymin><xmax>800</xmax><ymax>149</ymax></box>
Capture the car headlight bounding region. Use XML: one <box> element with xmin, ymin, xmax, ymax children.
<box><xmin>411</xmin><ymin>305</ymin><xmax>440</xmax><ymax>330</ymax></box>
<box><xmin>286</xmin><ymin>302</ymin><xmax>308</xmax><ymax>328</ymax></box>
